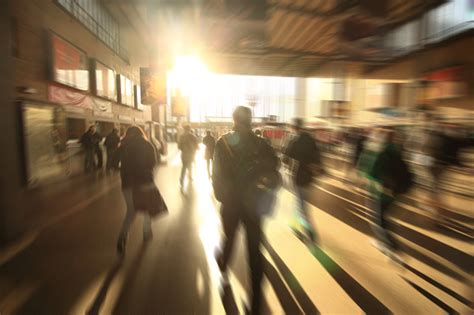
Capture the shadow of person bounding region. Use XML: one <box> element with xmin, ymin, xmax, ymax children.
<box><xmin>219</xmin><ymin>283</ymin><xmax>239</xmax><ymax>315</ymax></box>
<box><xmin>86</xmin><ymin>259</ymin><xmax>124</xmax><ymax>315</ymax></box>
<box><xmin>111</xmin><ymin>241</ymin><xmax>152</xmax><ymax>313</ymax></box>
<box><xmin>111</xmin><ymin>185</ymin><xmax>212</xmax><ymax>314</ymax></box>
<box><xmin>262</xmin><ymin>240</ymin><xmax>319</xmax><ymax>315</ymax></box>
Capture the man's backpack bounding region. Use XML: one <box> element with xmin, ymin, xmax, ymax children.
<box><xmin>222</xmin><ymin>133</ymin><xmax>281</xmax><ymax>216</ymax></box>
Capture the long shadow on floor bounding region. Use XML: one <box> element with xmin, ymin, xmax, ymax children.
<box><xmin>85</xmin><ymin>259</ymin><xmax>123</xmax><ymax>315</ymax></box>
<box><xmin>111</xmin><ymin>184</ymin><xmax>212</xmax><ymax>314</ymax></box>
<box><xmin>219</xmin><ymin>283</ymin><xmax>240</xmax><ymax>315</ymax></box>
<box><xmin>263</xmin><ymin>239</ymin><xmax>319</xmax><ymax>315</ymax></box>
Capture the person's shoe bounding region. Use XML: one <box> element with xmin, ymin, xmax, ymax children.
<box><xmin>117</xmin><ymin>237</ymin><xmax>126</xmax><ymax>256</ymax></box>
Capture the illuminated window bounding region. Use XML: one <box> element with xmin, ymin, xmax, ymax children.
<box><xmin>57</xmin><ymin>0</ymin><xmax>120</xmax><ymax>53</ymax></box>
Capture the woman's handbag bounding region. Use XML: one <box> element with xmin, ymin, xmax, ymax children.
<box><xmin>132</xmin><ymin>182</ymin><xmax>168</xmax><ymax>218</ymax></box>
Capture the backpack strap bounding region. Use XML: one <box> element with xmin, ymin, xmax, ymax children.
<box><xmin>222</xmin><ymin>134</ymin><xmax>235</xmax><ymax>158</ymax></box>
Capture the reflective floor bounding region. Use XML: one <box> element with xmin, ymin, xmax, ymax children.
<box><xmin>0</xmin><ymin>146</ymin><xmax>471</xmax><ymax>314</ymax></box>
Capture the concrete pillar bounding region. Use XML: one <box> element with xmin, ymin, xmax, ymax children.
<box><xmin>295</xmin><ymin>78</ymin><xmax>307</xmax><ymax>118</ymax></box>
<box><xmin>0</xmin><ymin>0</ymin><xmax>25</xmax><ymax>244</ymax></box>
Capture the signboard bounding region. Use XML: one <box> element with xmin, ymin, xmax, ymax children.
<box><xmin>50</xmin><ymin>33</ymin><xmax>89</xmax><ymax>91</ymax></box>
<box><xmin>118</xmin><ymin>74</ymin><xmax>134</xmax><ymax>107</ymax></box>
<box><xmin>94</xmin><ymin>111</ymin><xmax>114</xmax><ymax>119</ymax></box>
<box><xmin>171</xmin><ymin>94</ymin><xmax>188</xmax><ymax>117</ymax></box>
<box><xmin>91</xmin><ymin>97</ymin><xmax>112</xmax><ymax>113</ymax></box>
<box><xmin>118</xmin><ymin>115</ymin><xmax>133</xmax><ymax>122</ymax></box>
<box><xmin>49</xmin><ymin>84</ymin><xmax>112</xmax><ymax>113</ymax></box>
<box><xmin>49</xmin><ymin>84</ymin><xmax>92</xmax><ymax>109</ymax></box>
<box><xmin>94</xmin><ymin>60</ymin><xmax>116</xmax><ymax>101</ymax></box>
<box><xmin>140</xmin><ymin>67</ymin><xmax>167</xmax><ymax>105</ymax></box>
<box><xmin>423</xmin><ymin>66</ymin><xmax>466</xmax><ymax>100</ymax></box>
<box><xmin>20</xmin><ymin>101</ymin><xmax>69</xmax><ymax>186</ymax></box>
<box><xmin>134</xmin><ymin>85</ymin><xmax>145</xmax><ymax>111</ymax></box>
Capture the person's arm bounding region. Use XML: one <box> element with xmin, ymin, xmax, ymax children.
<box><xmin>212</xmin><ymin>140</ymin><xmax>228</xmax><ymax>202</ymax></box>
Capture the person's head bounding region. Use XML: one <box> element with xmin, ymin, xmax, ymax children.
<box><xmin>125</xmin><ymin>126</ymin><xmax>146</xmax><ymax>139</ymax></box>
<box><xmin>291</xmin><ymin>118</ymin><xmax>304</xmax><ymax>133</ymax></box>
<box><xmin>88</xmin><ymin>125</ymin><xmax>96</xmax><ymax>133</ymax></box>
<box><xmin>232</xmin><ymin>106</ymin><xmax>252</xmax><ymax>132</ymax></box>
<box><xmin>254</xmin><ymin>129</ymin><xmax>262</xmax><ymax>137</ymax></box>
<box><xmin>206</xmin><ymin>130</ymin><xmax>211</xmax><ymax>136</ymax></box>
<box><xmin>112</xmin><ymin>128</ymin><xmax>118</xmax><ymax>134</ymax></box>
<box><xmin>183</xmin><ymin>125</ymin><xmax>191</xmax><ymax>134</ymax></box>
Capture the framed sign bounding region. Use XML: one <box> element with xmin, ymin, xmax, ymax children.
<box><xmin>140</xmin><ymin>67</ymin><xmax>167</xmax><ymax>105</ymax></box>
<box><xmin>93</xmin><ymin>60</ymin><xmax>117</xmax><ymax>101</ymax></box>
<box><xmin>50</xmin><ymin>32</ymin><xmax>89</xmax><ymax>91</ymax></box>
<box><xmin>134</xmin><ymin>85</ymin><xmax>145</xmax><ymax>111</ymax></box>
<box><xmin>19</xmin><ymin>101</ymin><xmax>69</xmax><ymax>186</ymax></box>
<box><xmin>118</xmin><ymin>74</ymin><xmax>134</xmax><ymax>107</ymax></box>
<box><xmin>171</xmin><ymin>94</ymin><xmax>189</xmax><ymax>117</ymax></box>
<box><xmin>423</xmin><ymin>66</ymin><xmax>466</xmax><ymax>100</ymax></box>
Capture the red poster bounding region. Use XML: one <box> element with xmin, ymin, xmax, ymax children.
<box><xmin>51</xmin><ymin>33</ymin><xmax>89</xmax><ymax>91</ymax></box>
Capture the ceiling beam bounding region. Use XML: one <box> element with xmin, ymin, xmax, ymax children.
<box><xmin>268</xmin><ymin>0</ymin><xmax>359</xmax><ymax>19</ymax></box>
<box><xmin>304</xmin><ymin>59</ymin><xmax>330</xmax><ymax>76</ymax></box>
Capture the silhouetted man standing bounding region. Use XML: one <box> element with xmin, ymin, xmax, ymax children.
<box><xmin>203</xmin><ymin>130</ymin><xmax>216</xmax><ymax>178</ymax></box>
<box><xmin>80</xmin><ymin>125</ymin><xmax>102</xmax><ymax>172</ymax></box>
<box><xmin>213</xmin><ymin>106</ymin><xmax>280</xmax><ymax>315</ymax></box>
<box><xmin>178</xmin><ymin>125</ymin><xmax>198</xmax><ymax>189</ymax></box>
<box><xmin>105</xmin><ymin>128</ymin><xmax>120</xmax><ymax>171</ymax></box>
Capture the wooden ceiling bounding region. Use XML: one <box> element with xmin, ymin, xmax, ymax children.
<box><xmin>154</xmin><ymin>0</ymin><xmax>445</xmax><ymax>77</ymax></box>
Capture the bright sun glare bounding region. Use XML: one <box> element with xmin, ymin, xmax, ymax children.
<box><xmin>170</xmin><ymin>55</ymin><xmax>209</xmax><ymax>97</ymax></box>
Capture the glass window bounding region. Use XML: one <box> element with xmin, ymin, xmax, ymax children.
<box><xmin>119</xmin><ymin>75</ymin><xmax>134</xmax><ymax>107</ymax></box>
<box><xmin>51</xmin><ymin>33</ymin><xmax>89</xmax><ymax>91</ymax></box>
<box><xmin>95</xmin><ymin>61</ymin><xmax>116</xmax><ymax>101</ymax></box>
<box><xmin>56</xmin><ymin>0</ymin><xmax>120</xmax><ymax>55</ymax></box>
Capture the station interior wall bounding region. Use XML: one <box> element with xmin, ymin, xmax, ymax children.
<box><xmin>11</xmin><ymin>0</ymin><xmax>152</xmax><ymax>124</ymax></box>
<box><xmin>0</xmin><ymin>0</ymin><xmax>153</xmax><ymax>244</ymax></box>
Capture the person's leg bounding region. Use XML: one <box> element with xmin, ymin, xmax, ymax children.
<box><xmin>143</xmin><ymin>213</ymin><xmax>152</xmax><ymax>240</ymax></box>
<box><xmin>96</xmin><ymin>147</ymin><xmax>103</xmax><ymax>169</ymax></box>
<box><xmin>295</xmin><ymin>185</ymin><xmax>317</xmax><ymax>241</ymax></box>
<box><xmin>217</xmin><ymin>203</ymin><xmax>240</xmax><ymax>273</ymax></box>
<box><xmin>118</xmin><ymin>188</ymin><xmax>136</xmax><ymax>250</ymax></box>
<box><xmin>85</xmin><ymin>148</ymin><xmax>93</xmax><ymax>172</ymax></box>
<box><xmin>180</xmin><ymin>160</ymin><xmax>187</xmax><ymax>186</ymax></box>
<box><xmin>84</xmin><ymin>149</ymin><xmax>90</xmax><ymax>172</ymax></box>
<box><xmin>206</xmin><ymin>159</ymin><xmax>211</xmax><ymax>178</ymax></box>
<box><xmin>373</xmin><ymin>196</ymin><xmax>397</xmax><ymax>250</ymax></box>
<box><xmin>106</xmin><ymin>149</ymin><xmax>112</xmax><ymax>170</ymax></box>
<box><xmin>243</xmin><ymin>214</ymin><xmax>263</xmax><ymax>315</ymax></box>
<box><xmin>189</xmin><ymin>158</ymin><xmax>194</xmax><ymax>180</ymax></box>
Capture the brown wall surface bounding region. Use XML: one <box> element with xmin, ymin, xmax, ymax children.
<box><xmin>11</xmin><ymin>0</ymin><xmax>151</xmax><ymax>120</ymax></box>
<box><xmin>367</xmin><ymin>35</ymin><xmax>474</xmax><ymax>110</ymax></box>
<box><xmin>0</xmin><ymin>0</ymin><xmax>152</xmax><ymax>243</ymax></box>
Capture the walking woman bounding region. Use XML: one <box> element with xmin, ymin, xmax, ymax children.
<box><xmin>117</xmin><ymin>126</ymin><xmax>157</xmax><ymax>254</ymax></box>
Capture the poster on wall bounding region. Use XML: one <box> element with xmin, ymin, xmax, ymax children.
<box><xmin>20</xmin><ymin>101</ymin><xmax>69</xmax><ymax>187</ymax></box>
<box><xmin>50</xmin><ymin>32</ymin><xmax>89</xmax><ymax>91</ymax></box>
<box><xmin>94</xmin><ymin>60</ymin><xmax>116</xmax><ymax>101</ymax></box>
<box><xmin>140</xmin><ymin>67</ymin><xmax>167</xmax><ymax>105</ymax></box>
<box><xmin>118</xmin><ymin>74</ymin><xmax>134</xmax><ymax>107</ymax></box>
<box><xmin>171</xmin><ymin>93</ymin><xmax>189</xmax><ymax>117</ymax></box>
<box><xmin>423</xmin><ymin>66</ymin><xmax>466</xmax><ymax>100</ymax></box>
